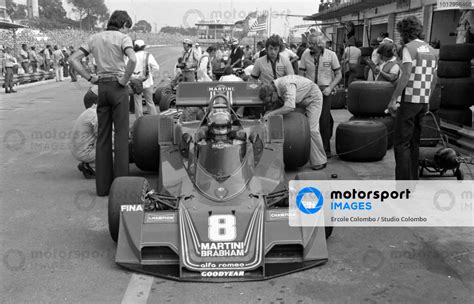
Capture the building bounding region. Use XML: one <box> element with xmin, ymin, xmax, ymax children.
<box><xmin>304</xmin><ymin>0</ymin><xmax>473</xmax><ymax>56</ymax></box>
<box><xmin>196</xmin><ymin>19</ymin><xmax>235</xmax><ymax>46</ymax></box>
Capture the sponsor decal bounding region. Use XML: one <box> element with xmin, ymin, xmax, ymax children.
<box><xmin>248</xmin><ymin>83</ymin><xmax>259</xmax><ymax>89</ymax></box>
<box><xmin>323</xmin><ymin>62</ymin><xmax>331</xmax><ymax>67</ymax></box>
<box><xmin>120</xmin><ymin>204</ymin><xmax>143</xmax><ymax>212</ymax></box>
<box><xmin>145</xmin><ymin>213</ymin><xmax>176</xmax><ymax>223</ymax></box>
<box><xmin>208</xmin><ymin>85</ymin><xmax>235</xmax><ymax>93</ymax></box>
<box><xmin>201</xmin><ymin>270</ymin><xmax>245</xmax><ymax>277</ymax></box>
<box><xmin>267</xmin><ymin>210</ymin><xmax>295</xmax><ymax>220</ymax></box>
<box><xmin>200</xmin><ymin>242</ymin><xmax>245</xmax><ymax>257</ymax></box>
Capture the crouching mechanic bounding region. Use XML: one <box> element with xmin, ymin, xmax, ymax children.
<box><xmin>71</xmin><ymin>87</ymin><xmax>99</xmax><ymax>179</ymax></box>
<box><xmin>259</xmin><ymin>75</ymin><xmax>327</xmax><ymax>170</ymax></box>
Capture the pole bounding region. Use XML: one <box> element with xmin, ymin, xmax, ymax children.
<box><xmin>268</xmin><ymin>8</ymin><xmax>272</xmax><ymax>36</ymax></box>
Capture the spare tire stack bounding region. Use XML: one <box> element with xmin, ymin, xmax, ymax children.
<box><xmin>335</xmin><ymin>81</ymin><xmax>394</xmax><ymax>161</ymax></box>
<box><xmin>437</xmin><ymin>44</ymin><xmax>474</xmax><ymax>127</ymax></box>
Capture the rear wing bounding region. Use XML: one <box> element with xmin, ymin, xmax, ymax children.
<box><xmin>176</xmin><ymin>82</ymin><xmax>263</xmax><ymax>107</ymax></box>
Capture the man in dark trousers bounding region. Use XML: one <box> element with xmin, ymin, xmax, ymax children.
<box><xmin>387</xmin><ymin>16</ymin><xmax>437</xmax><ymax>180</ymax></box>
<box><xmin>299</xmin><ymin>33</ymin><xmax>342</xmax><ymax>156</ymax></box>
<box><xmin>69</xmin><ymin>10</ymin><xmax>137</xmax><ymax>196</ymax></box>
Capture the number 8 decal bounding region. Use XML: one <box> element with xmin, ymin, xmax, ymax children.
<box><xmin>208</xmin><ymin>215</ymin><xmax>236</xmax><ymax>242</ymax></box>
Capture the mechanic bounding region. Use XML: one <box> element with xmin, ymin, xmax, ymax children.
<box><xmin>367</xmin><ymin>36</ymin><xmax>394</xmax><ymax>81</ymax></box>
<box><xmin>341</xmin><ymin>39</ymin><xmax>361</xmax><ymax>87</ymax></box>
<box><xmin>197</xmin><ymin>46</ymin><xmax>216</xmax><ymax>82</ymax></box>
<box><xmin>387</xmin><ymin>16</ymin><xmax>438</xmax><ymax>180</ymax></box>
<box><xmin>259</xmin><ymin>75</ymin><xmax>327</xmax><ymax>170</ymax></box>
<box><xmin>228</xmin><ymin>38</ymin><xmax>244</xmax><ymax>69</ymax></box>
<box><xmin>131</xmin><ymin>39</ymin><xmax>159</xmax><ymax>118</ymax></box>
<box><xmin>251</xmin><ymin>34</ymin><xmax>294</xmax><ymax>85</ymax></box>
<box><xmin>69</xmin><ymin>10</ymin><xmax>136</xmax><ymax>196</ymax></box>
<box><xmin>372</xmin><ymin>43</ymin><xmax>401</xmax><ymax>84</ymax></box>
<box><xmin>299</xmin><ymin>32</ymin><xmax>342</xmax><ymax>157</ymax></box>
<box><xmin>71</xmin><ymin>88</ymin><xmax>98</xmax><ymax>179</ymax></box>
<box><xmin>181</xmin><ymin>39</ymin><xmax>200</xmax><ymax>82</ymax></box>
<box><xmin>252</xmin><ymin>41</ymin><xmax>267</xmax><ymax>61</ymax></box>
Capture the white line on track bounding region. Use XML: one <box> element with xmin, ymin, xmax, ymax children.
<box><xmin>121</xmin><ymin>273</ymin><xmax>154</xmax><ymax>304</ymax></box>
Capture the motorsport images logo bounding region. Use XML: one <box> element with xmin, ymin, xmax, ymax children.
<box><xmin>296</xmin><ymin>187</ymin><xmax>324</xmax><ymax>214</ymax></box>
<box><xmin>290</xmin><ymin>180</ymin><xmax>473</xmax><ymax>227</ymax></box>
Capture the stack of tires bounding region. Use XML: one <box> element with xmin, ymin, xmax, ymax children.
<box><xmin>336</xmin><ymin>81</ymin><xmax>394</xmax><ymax>162</ymax></box>
<box><xmin>437</xmin><ymin>44</ymin><xmax>474</xmax><ymax>127</ymax></box>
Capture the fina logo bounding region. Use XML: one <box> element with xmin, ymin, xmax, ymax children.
<box><xmin>296</xmin><ymin>187</ymin><xmax>324</xmax><ymax>214</ymax></box>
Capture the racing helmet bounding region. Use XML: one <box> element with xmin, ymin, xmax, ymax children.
<box><xmin>207</xmin><ymin>108</ymin><xmax>232</xmax><ymax>136</ymax></box>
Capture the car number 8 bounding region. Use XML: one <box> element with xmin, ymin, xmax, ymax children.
<box><xmin>208</xmin><ymin>215</ymin><xmax>236</xmax><ymax>242</ymax></box>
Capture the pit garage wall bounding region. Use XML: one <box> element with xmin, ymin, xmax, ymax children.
<box><xmin>318</xmin><ymin>0</ymin><xmax>440</xmax><ymax>48</ymax></box>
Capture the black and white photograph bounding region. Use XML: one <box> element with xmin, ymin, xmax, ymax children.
<box><xmin>1</xmin><ymin>0</ymin><xmax>473</xmax><ymax>303</ymax></box>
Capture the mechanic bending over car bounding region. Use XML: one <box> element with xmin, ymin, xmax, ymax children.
<box><xmin>71</xmin><ymin>86</ymin><xmax>99</xmax><ymax>179</ymax></box>
<box><xmin>259</xmin><ymin>75</ymin><xmax>327</xmax><ymax>170</ymax></box>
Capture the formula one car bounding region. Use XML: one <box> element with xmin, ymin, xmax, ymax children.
<box><xmin>109</xmin><ymin>82</ymin><xmax>330</xmax><ymax>281</ymax></box>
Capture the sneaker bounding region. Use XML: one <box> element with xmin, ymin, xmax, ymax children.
<box><xmin>78</xmin><ymin>163</ymin><xmax>95</xmax><ymax>179</ymax></box>
<box><xmin>311</xmin><ymin>163</ymin><xmax>327</xmax><ymax>171</ymax></box>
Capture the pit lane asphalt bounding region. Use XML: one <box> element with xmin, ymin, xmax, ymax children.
<box><xmin>1</xmin><ymin>46</ymin><xmax>473</xmax><ymax>303</ymax></box>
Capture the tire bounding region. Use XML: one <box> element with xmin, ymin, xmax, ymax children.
<box><xmin>108</xmin><ymin>177</ymin><xmax>150</xmax><ymax>242</ymax></box>
<box><xmin>330</xmin><ymin>88</ymin><xmax>347</xmax><ymax>109</ymax></box>
<box><xmin>360</xmin><ymin>47</ymin><xmax>373</xmax><ymax>57</ymax></box>
<box><xmin>336</xmin><ymin>120</ymin><xmax>387</xmax><ymax>162</ymax></box>
<box><xmin>347</xmin><ymin>81</ymin><xmax>395</xmax><ymax>117</ymax></box>
<box><xmin>429</xmin><ymin>83</ymin><xmax>441</xmax><ymax>112</ymax></box>
<box><xmin>133</xmin><ymin>115</ymin><xmax>160</xmax><ymax>171</ymax></box>
<box><xmin>349</xmin><ymin>115</ymin><xmax>394</xmax><ymax>149</ymax></box>
<box><xmin>283</xmin><ymin>112</ymin><xmax>310</xmax><ymax>168</ymax></box>
<box><xmin>439</xmin><ymin>44</ymin><xmax>474</xmax><ymax>61</ymax></box>
<box><xmin>439</xmin><ymin>107</ymin><xmax>473</xmax><ymax>127</ymax></box>
<box><xmin>437</xmin><ymin>60</ymin><xmax>471</xmax><ymax>78</ymax></box>
<box><xmin>159</xmin><ymin>94</ymin><xmax>176</xmax><ymax>111</ymax></box>
<box><xmin>420</xmin><ymin>112</ymin><xmax>441</xmax><ymax>147</ymax></box>
<box><xmin>439</xmin><ymin>77</ymin><xmax>474</xmax><ymax>108</ymax></box>
<box><xmin>153</xmin><ymin>87</ymin><xmax>163</xmax><ymax>105</ymax></box>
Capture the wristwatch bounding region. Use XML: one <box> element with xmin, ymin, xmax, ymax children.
<box><xmin>87</xmin><ymin>75</ymin><xmax>92</xmax><ymax>82</ymax></box>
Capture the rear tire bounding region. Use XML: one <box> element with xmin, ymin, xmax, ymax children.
<box><xmin>437</xmin><ymin>60</ymin><xmax>471</xmax><ymax>78</ymax></box>
<box><xmin>336</xmin><ymin>120</ymin><xmax>388</xmax><ymax>162</ymax></box>
<box><xmin>439</xmin><ymin>108</ymin><xmax>473</xmax><ymax>127</ymax></box>
<box><xmin>133</xmin><ymin>115</ymin><xmax>160</xmax><ymax>171</ymax></box>
<box><xmin>439</xmin><ymin>44</ymin><xmax>474</xmax><ymax>61</ymax></box>
<box><xmin>283</xmin><ymin>112</ymin><xmax>310</xmax><ymax>169</ymax></box>
<box><xmin>439</xmin><ymin>77</ymin><xmax>474</xmax><ymax>109</ymax></box>
<box><xmin>108</xmin><ymin>177</ymin><xmax>150</xmax><ymax>242</ymax></box>
<box><xmin>347</xmin><ymin>81</ymin><xmax>394</xmax><ymax>117</ymax></box>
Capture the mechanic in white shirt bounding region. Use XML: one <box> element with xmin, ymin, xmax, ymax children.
<box><xmin>71</xmin><ymin>89</ymin><xmax>98</xmax><ymax>179</ymax></box>
<box><xmin>197</xmin><ymin>46</ymin><xmax>216</xmax><ymax>82</ymax></box>
<box><xmin>131</xmin><ymin>40</ymin><xmax>159</xmax><ymax>118</ymax></box>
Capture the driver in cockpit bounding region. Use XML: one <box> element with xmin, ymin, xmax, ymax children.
<box><xmin>197</xmin><ymin>107</ymin><xmax>247</xmax><ymax>146</ymax></box>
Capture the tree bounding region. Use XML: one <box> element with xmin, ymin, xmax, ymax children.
<box><xmin>6</xmin><ymin>0</ymin><xmax>27</xmax><ymax>21</ymax></box>
<box><xmin>68</xmin><ymin>0</ymin><xmax>108</xmax><ymax>30</ymax></box>
<box><xmin>133</xmin><ymin>20</ymin><xmax>152</xmax><ymax>33</ymax></box>
<box><xmin>38</xmin><ymin>0</ymin><xmax>67</xmax><ymax>22</ymax></box>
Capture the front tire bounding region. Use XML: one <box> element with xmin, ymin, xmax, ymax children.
<box><xmin>108</xmin><ymin>177</ymin><xmax>150</xmax><ymax>242</ymax></box>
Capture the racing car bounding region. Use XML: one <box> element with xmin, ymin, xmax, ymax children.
<box><xmin>109</xmin><ymin>82</ymin><xmax>331</xmax><ymax>281</ymax></box>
